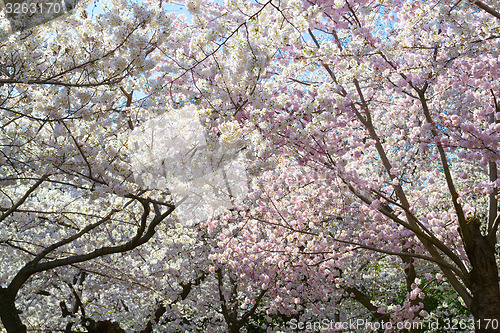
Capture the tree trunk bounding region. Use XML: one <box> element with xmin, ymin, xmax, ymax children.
<box><xmin>402</xmin><ymin>256</ymin><xmax>422</xmax><ymax>333</ymax></box>
<box><xmin>0</xmin><ymin>288</ymin><xmax>27</xmax><ymax>333</ymax></box>
<box><xmin>463</xmin><ymin>218</ymin><xmax>500</xmax><ymax>332</ymax></box>
<box><xmin>227</xmin><ymin>323</ymin><xmax>241</xmax><ymax>333</ymax></box>
<box><xmin>84</xmin><ymin>318</ymin><xmax>126</xmax><ymax>333</ymax></box>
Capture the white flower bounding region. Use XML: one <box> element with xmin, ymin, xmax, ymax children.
<box><xmin>219</xmin><ymin>121</ymin><xmax>243</xmax><ymax>152</ymax></box>
<box><xmin>185</xmin><ymin>0</ymin><xmax>201</xmax><ymax>13</ymax></box>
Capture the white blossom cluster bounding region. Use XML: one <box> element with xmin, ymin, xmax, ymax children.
<box><xmin>128</xmin><ymin>105</ymin><xmax>248</xmax><ymax>226</ymax></box>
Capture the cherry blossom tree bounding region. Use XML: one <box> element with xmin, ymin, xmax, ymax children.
<box><xmin>158</xmin><ymin>0</ymin><xmax>500</xmax><ymax>331</ymax></box>
<box><xmin>0</xmin><ymin>0</ymin><xmax>190</xmax><ymax>331</ymax></box>
<box><xmin>2</xmin><ymin>0</ymin><xmax>500</xmax><ymax>331</ymax></box>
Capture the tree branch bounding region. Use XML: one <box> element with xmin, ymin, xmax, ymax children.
<box><xmin>474</xmin><ymin>0</ymin><xmax>500</xmax><ymax>20</ymax></box>
<box><xmin>0</xmin><ymin>175</ymin><xmax>49</xmax><ymax>223</ymax></box>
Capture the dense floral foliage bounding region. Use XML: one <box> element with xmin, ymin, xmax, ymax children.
<box><xmin>155</xmin><ymin>0</ymin><xmax>500</xmax><ymax>331</ymax></box>
<box><xmin>0</xmin><ymin>0</ymin><xmax>499</xmax><ymax>332</ymax></box>
<box><xmin>0</xmin><ymin>0</ymin><xmax>184</xmax><ymax>331</ymax></box>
